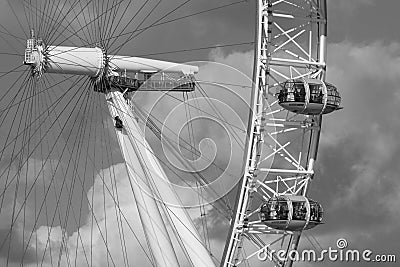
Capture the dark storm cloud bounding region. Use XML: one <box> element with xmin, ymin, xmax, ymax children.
<box><xmin>302</xmin><ymin>41</ymin><xmax>400</xmax><ymax>265</ymax></box>
<box><xmin>1</xmin><ymin>0</ymin><xmax>400</xmax><ymax>266</ymax></box>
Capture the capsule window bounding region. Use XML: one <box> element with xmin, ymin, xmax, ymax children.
<box><xmin>309</xmin><ymin>83</ymin><xmax>324</xmax><ymax>104</ymax></box>
<box><xmin>292</xmin><ymin>201</ymin><xmax>307</xmax><ymax>220</ymax></box>
<box><xmin>309</xmin><ymin>201</ymin><xmax>323</xmax><ymax>222</ymax></box>
<box><xmin>326</xmin><ymin>83</ymin><xmax>341</xmax><ymax>107</ymax></box>
<box><xmin>279</xmin><ymin>81</ymin><xmax>306</xmax><ymax>102</ymax></box>
<box><xmin>260</xmin><ymin>198</ymin><xmax>288</xmax><ymax>221</ymax></box>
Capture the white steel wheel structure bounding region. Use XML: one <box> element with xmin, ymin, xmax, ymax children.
<box><xmin>0</xmin><ymin>1</ymin><xmax>255</xmax><ymax>267</ymax></box>
<box><xmin>0</xmin><ymin>0</ymin><xmax>340</xmax><ymax>267</ymax></box>
<box><xmin>222</xmin><ymin>1</ymin><xmax>340</xmax><ymax>267</ymax></box>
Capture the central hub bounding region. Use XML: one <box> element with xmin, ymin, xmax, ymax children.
<box><xmin>24</xmin><ymin>30</ymin><xmax>46</xmax><ymax>77</ymax></box>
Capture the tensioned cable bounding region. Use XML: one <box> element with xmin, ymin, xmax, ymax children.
<box><xmin>29</xmin><ymin>81</ymin><xmax>117</xmax><ymax>266</ymax></box>
<box><xmin>0</xmin><ymin>77</ymin><xmax>87</xmax><ymax>164</ymax></box>
<box><xmin>6</xmin><ymin>0</ymin><xmax>29</xmax><ymax>38</ymax></box>
<box><xmin>103</xmin><ymin>0</ymin><xmax>136</xmax><ymax>49</ymax></box>
<box><xmin>0</xmin><ymin>73</ymin><xmax>32</xmax><ymax>223</ymax></box>
<box><xmin>195</xmin><ymin>81</ymin><xmax>245</xmax><ymax>148</ymax></box>
<box><xmin>92</xmin><ymin>93</ymin><xmax>233</xmax><ymax>223</ymax></box>
<box><xmin>120</xmin><ymin>103</ymin><xmax>233</xmax><ymax>218</ymax></box>
<box><xmin>106</xmin><ymin>0</ymin><xmax>157</xmax><ymax>51</ymax></box>
<box><xmin>46</xmin><ymin>0</ymin><xmax>249</xmax><ymax>58</ymax></box>
<box><xmin>109</xmin><ymin>0</ymin><xmax>247</xmax><ymax>53</ymax></box>
<box><xmin>133</xmin><ymin>41</ymin><xmax>255</xmax><ymax>57</ymax></box>
<box><xmin>22</xmin><ymin>1</ymin><xmax>91</xmax><ymax>46</ymax></box>
<box><xmin>109</xmin><ymin>0</ymin><xmax>192</xmax><ymax>55</ymax></box>
<box><xmin>38</xmin><ymin>77</ymin><xmax>155</xmax><ymax>265</ymax></box>
<box><xmin>6</xmin><ymin>75</ymin><xmax>35</xmax><ymax>265</ymax></box>
<box><xmin>45</xmin><ymin>0</ymin><xmax>94</xmax><ymax>45</ymax></box>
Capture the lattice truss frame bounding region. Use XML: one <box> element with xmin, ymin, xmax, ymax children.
<box><xmin>222</xmin><ymin>0</ymin><xmax>327</xmax><ymax>266</ymax></box>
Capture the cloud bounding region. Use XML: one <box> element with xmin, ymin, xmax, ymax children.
<box><xmin>26</xmin><ymin>163</ymin><xmax>153</xmax><ymax>267</ymax></box>
<box><xmin>307</xmin><ymin>40</ymin><xmax>400</xmax><ymax>264</ymax></box>
<box><xmin>328</xmin><ymin>0</ymin><xmax>375</xmax><ymax>12</ymax></box>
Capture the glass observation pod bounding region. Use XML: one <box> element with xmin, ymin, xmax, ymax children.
<box><xmin>109</xmin><ymin>74</ymin><xmax>195</xmax><ymax>92</ymax></box>
<box><xmin>277</xmin><ymin>78</ymin><xmax>341</xmax><ymax>115</ymax></box>
<box><xmin>259</xmin><ymin>196</ymin><xmax>323</xmax><ymax>231</ymax></box>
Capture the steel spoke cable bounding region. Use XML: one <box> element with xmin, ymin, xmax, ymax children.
<box><xmin>163</xmin><ymin>91</ymin><xmax>246</xmax><ymax>135</ymax></box>
<box><xmin>53</xmin><ymin>89</ymin><xmax>92</xmax><ymax>267</ymax></box>
<box><xmin>0</xmin><ymin>75</ymin><xmax>77</xmax><ymax>114</ymax></box>
<box><xmin>103</xmin><ymin>0</ymin><xmax>128</xmax><ymax>49</ymax></box>
<box><xmin>97</xmin><ymin>100</ymin><xmax>232</xmax><ymax>219</ymax></box>
<box><xmin>38</xmin><ymin>87</ymin><xmax>150</xmax><ymax>266</ymax></box>
<box><xmin>43</xmin><ymin>0</ymin><xmax>81</xmax><ymax>45</ymax></box>
<box><xmin>0</xmin><ymin>31</ymin><xmax>24</xmax><ymax>55</ymax></box>
<box><xmin>57</xmin><ymin>88</ymin><xmax>94</xmax><ymax>267</ymax></box>
<box><xmin>117</xmin><ymin>97</ymin><xmax>234</xmax><ymax>216</ymax></box>
<box><xmin>124</xmin><ymin>129</ymin><xmax>215</xmax><ymax>265</ymax></box>
<box><xmin>22</xmin><ymin>0</ymin><xmax>91</xmax><ymax>46</ymax></box>
<box><xmin>0</xmin><ymin>72</ymin><xmax>33</xmax><ymax>217</ymax></box>
<box><xmin>101</xmin><ymin>114</ymin><xmax>155</xmax><ymax>267</ymax></box>
<box><xmin>21</xmin><ymin>76</ymin><xmax>37</xmax><ymax>265</ymax></box>
<box><xmin>0</xmin><ymin>77</ymin><xmax>89</xmax><ymax>202</ymax></box>
<box><xmin>105</xmin><ymin>94</ymin><xmax>158</xmax><ymax>266</ymax></box>
<box><xmin>45</xmin><ymin>0</ymin><xmax>248</xmax><ymax>59</ymax></box>
<box><xmin>0</xmin><ymin>25</ymin><xmax>27</xmax><ymax>41</ymax></box>
<box><xmin>41</xmin><ymin>76</ymin><xmax>92</xmax><ymax>266</ymax></box>
<box><xmin>77</xmin><ymin>0</ymin><xmax>98</xmax><ymax>45</ymax></box>
<box><xmin>132</xmin><ymin>41</ymin><xmax>255</xmax><ymax>58</ymax></box>
<box><xmin>0</xmin><ymin>76</ymin><xmax>86</xmax><ymax>162</ymax></box>
<box><xmin>41</xmin><ymin>0</ymin><xmax>61</xmax><ymax>39</ymax></box>
<box><xmin>49</xmin><ymin>0</ymin><xmax>122</xmax><ymax>49</ymax></box>
<box><xmin>195</xmin><ymin>82</ymin><xmax>246</xmax><ymax>148</ymax></box>
<box><xmin>21</xmin><ymin>0</ymin><xmax>34</xmax><ymax>34</ymax></box>
<box><xmin>6</xmin><ymin>0</ymin><xmax>29</xmax><ymax>38</ymax></box>
<box><xmin>108</xmin><ymin>0</ymin><xmax>248</xmax><ymax>52</ymax></box>
<box><xmin>100</xmin><ymin>94</ymin><xmax>156</xmax><ymax>266</ymax></box>
<box><xmin>141</xmin><ymin>107</ymin><xmax>234</xmax><ymax>217</ymax></box>
<box><xmin>39</xmin><ymin>85</ymin><xmax>105</xmax><ymax>266</ymax></box>
<box><xmin>107</xmin><ymin>0</ymin><xmax>160</xmax><ymax>52</ymax></box>
<box><xmin>0</xmin><ymin>74</ymin><xmax>33</xmax><ymax>214</ymax></box>
<box><xmin>0</xmin><ymin>79</ymin><xmax>89</xmax><ymax>247</ymax></box>
<box><xmin>93</xmin><ymin>94</ymin><xmax>232</xmax><ymax>221</ymax></box>
<box><xmin>44</xmin><ymin>0</ymin><xmax>81</xmax><ymax>44</ymax></box>
<box><xmin>5</xmin><ymin>76</ymin><xmax>35</xmax><ymax>266</ymax></box>
<box><xmin>115</xmin><ymin>115</ymin><xmax>178</xmax><ymax>267</ymax></box>
<box><xmin>185</xmin><ymin>91</ymin><xmax>212</xmax><ymax>252</ymax></box>
<box><xmin>105</xmin><ymin>0</ymin><xmax>152</xmax><ymax>50</ymax></box>
<box><xmin>97</xmin><ymin>93</ymin><xmax>113</xmax><ymax>267</ymax></box>
<box><xmin>0</xmin><ymin>68</ymin><xmax>30</xmax><ymax>128</ymax></box>
<box><xmin>0</xmin><ymin>65</ymin><xmax>25</xmax><ymax>80</ymax></box>
<box><xmin>39</xmin><ymin>85</ymin><xmax>154</xmax><ymax>266</ymax></box>
<box><xmin>36</xmin><ymin>81</ymin><xmax>58</xmax><ymax>266</ymax></box>
<box><xmin>75</xmin><ymin>0</ymin><xmax>96</xmax><ymax>44</ymax></box>
<box><xmin>22</xmin><ymin>82</ymin><xmax>93</xmax><ymax>266</ymax></box>
<box><xmin>71</xmin><ymin>87</ymin><xmax>99</xmax><ymax>267</ymax></box>
<box><xmin>110</xmin><ymin>0</ymin><xmax>192</xmax><ymax>54</ymax></box>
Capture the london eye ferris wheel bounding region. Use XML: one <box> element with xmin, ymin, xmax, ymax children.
<box><xmin>0</xmin><ymin>1</ymin><xmax>340</xmax><ymax>266</ymax></box>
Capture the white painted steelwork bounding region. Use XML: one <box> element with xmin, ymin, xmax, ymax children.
<box><xmin>23</xmin><ymin>32</ymin><xmax>212</xmax><ymax>267</ymax></box>
<box><xmin>221</xmin><ymin>1</ymin><xmax>336</xmax><ymax>266</ymax></box>
<box><xmin>106</xmin><ymin>91</ymin><xmax>215</xmax><ymax>267</ymax></box>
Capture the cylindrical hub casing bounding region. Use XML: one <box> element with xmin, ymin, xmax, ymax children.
<box><xmin>46</xmin><ymin>46</ymin><xmax>104</xmax><ymax>76</ymax></box>
<box><xmin>109</xmin><ymin>55</ymin><xmax>199</xmax><ymax>75</ymax></box>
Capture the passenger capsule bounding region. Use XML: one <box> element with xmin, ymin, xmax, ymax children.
<box><xmin>259</xmin><ymin>196</ymin><xmax>323</xmax><ymax>231</ymax></box>
<box><xmin>277</xmin><ymin>78</ymin><xmax>341</xmax><ymax>115</ymax></box>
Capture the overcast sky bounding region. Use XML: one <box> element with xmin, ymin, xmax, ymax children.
<box><xmin>0</xmin><ymin>0</ymin><xmax>399</xmax><ymax>266</ymax></box>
